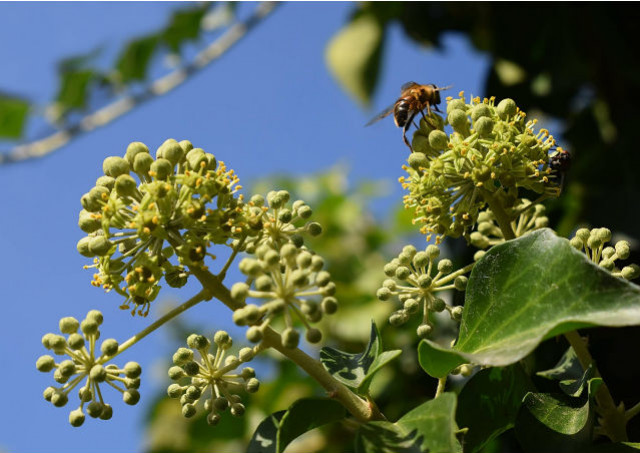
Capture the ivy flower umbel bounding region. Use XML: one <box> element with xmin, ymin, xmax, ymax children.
<box><xmin>231</xmin><ymin>243</ymin><xmax>338</xmax><ymax>349</ymax></box>
<box><xmin>470</xmin><ymin>199</ymin><xmax>549</xmax><ymax>249</ymax></box>
<box><xmin>377</xmin><ymin>244</ymin><xmax>474</xmax><ymax>338</ymax></box>
<box><xmin>77</xmin><ymin>139</ymin><xmax>246</xmax><ymax>315</ymax></box>
<box><xmin>400</xmin><ymin>94</ymin><xmax>564</xmax><ymax>243</ymax></box>
<box><xmin>167</xmin><ymin>331</ymin><xmax>260</xmax><ymax>426</ymax></box>
<box><xmin>37</xmin><ymin>310</ymin><xmax>142</xmax><ymax>427</ymax></box>
<box><xmin>570</xmin><ymin>227</ymin><xmax>640</xmax><ymax>280</ymax></box>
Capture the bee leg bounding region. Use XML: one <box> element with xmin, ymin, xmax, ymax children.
<box><xmin>402</xmin><ymin>112</ymin><xmax>418</xmax><ymax>152</ymax></box>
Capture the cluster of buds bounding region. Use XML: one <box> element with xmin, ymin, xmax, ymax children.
<box><xmin>376</xmin><ymin>244</ymin><xmax>475</xmax><ymax>338</ymax></box>
<box><xmin>37</xmin><ymin>310</ymin><xmax>142</xmax><ymax>427</ymax></box>
<box><xmin>400</xmin><ymin>94</ymin><xmax>564</xmax><ymax>243</ymax></box>
<box><xmin>570</xmin><ymin>228</ymin><xmax>640</xmax><ymax>280</ymax></box>
<box><xmin>77</xmin><ymin>139</ymin><xmax>245</xmax><ymax>315</ymax></box>
<box><xmin>230</xmin><ymin>241</ymin><xmax>338</xmax><ymax>349</ymax></box>
<box><xmin>470</xmin><ymin>199</ymin><xmax>549</xmax><ymax>249</ymax></box>
<box><xmin>167</xmin><ymin>331</ymin><xmax>260</xmax><ymax>426</ymax></box>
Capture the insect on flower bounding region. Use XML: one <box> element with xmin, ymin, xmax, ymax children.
<box><xmin>366</xmin><ymin>82</ymin><xmax>452</xmax><ymax>152</ymax></box>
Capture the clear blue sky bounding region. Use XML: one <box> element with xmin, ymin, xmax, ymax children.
<box><xmin>0</xmin><ymin>3</ymin><xmax>489</xmax><ymax>452</ymax></box>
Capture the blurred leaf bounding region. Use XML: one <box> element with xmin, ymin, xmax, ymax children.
<box><xmin>116</xmin><ymin>34</ymin><xmax>159</xmax><ymax>83</ymax></box>
<box><xmin>538</xmin><ymin>347</ymin><xmax>599</xmax><ymax>398</ymax></box>
<box><xmin>56</xmin><ymin>70</ymin><xmax>94</xmax><ymax>111</ymax></box>
<box><xmin>246</xmin><ymin>397</ymin><xmax>346</xmax><ymax>453</ymax></box>
<box><xmin>325</xmin><ymin>11</ymin><xmax>384</xmax><ymax>106</ymax></box>
<box><xmin>356</xmin><ymin>393</ymin><xmax>462</xmax><ymax>453</ymax></box>
<box><xmin>162</xmin><ymin>5</ymin><xmax>208</xmax><ymax>52</ymax></box>
<box><xmin>456</xmin><ymin>365</ymin><xmax>534</xmax><ymax>453</ymax></box>
<box><xmin>0</xmin><ymin>96</ymin><xmax>29</xmax><ymax>139</ymax></box>
<box><xmin>419</xmin><ymin>229</ymin><xmax>640</xmax><ymax>378</ymax></box>
<box><xmin>320</xmin><ymin>321</ymin><xmax>401</xmax><ymax>395</ymax></box>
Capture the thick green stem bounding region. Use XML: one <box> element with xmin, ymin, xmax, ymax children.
<box><xmin>480</xmin><ymin>189</ymin><xmax>516</xmax><ymax>240</ymax></box>
<box><xmin>564</xmin><ymin>330</ymin><xmax>628</xmax><ymax>442</ymax></box>
<box><xmin>188</xmin><ymin>264</ymin><xmax>385</xmax><ymax>422</ymax></box>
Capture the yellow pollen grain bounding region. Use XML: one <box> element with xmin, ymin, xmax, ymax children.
<box><xmin>143</xmin><ymin>227</ymin><xmax>151</xmax><ymax>234</ymax></box>
<box><xmin>152</xmin><ymin>216</ymin><xmax>159</xmax><ymax>224</ymax></box>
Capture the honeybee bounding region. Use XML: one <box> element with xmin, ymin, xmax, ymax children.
<box><xmin>366</xmin><ymin>82</ymin><xmax>452</xmax><ymax>152</ymax></box>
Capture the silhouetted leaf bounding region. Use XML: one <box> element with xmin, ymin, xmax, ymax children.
<box><xmin>116</xmin><ymin>34</ymin><xmax>159</xmax><ymax>83</ymax></box>
<box><xmin>320</xmin><ymin>321</ymin><xmax>401</xmax><ymax>395</ymax></box>
<box><xmin>0</xmin><ymin>96</ymin><xmax>29</xmax><ymax>139</ymax></box>
<box><xmin>162</xmin><ymin>5</ymin><xmax>208</xmax><ymax>52</ymax></box>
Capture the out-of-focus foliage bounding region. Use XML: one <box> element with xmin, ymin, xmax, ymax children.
<box><xmin>0</xmin><ymin>94</ymin><xmax>29</xmax><ymax>138</ymax></box>
<box><xmin>326</xmin><ymin>3</ymin><xmax>640</xmax><ymax>241</ymax></box>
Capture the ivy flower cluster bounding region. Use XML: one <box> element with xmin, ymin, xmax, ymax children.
<box><xmin>570</xmin><ymin>227</ymin><xmax>640</xmax><ymax>280</ymax></box>
<box><xmin>400</xmin><ymin>94</ymin><xmax>564</xmax><ymax>243</ymax></box>
<box><xmin>37</xmin><ymin>310</ymin><xmax>142</xmax><ymax>427</ymax></box>
<box><xmin>76</xmin><ymin>139</ymin><xmax>245</xmax><ymax>315</ymax></box>
<box><xmin>469</xmin><ymin>199</ymin><xmax>549</xmax><ymax>249</ymax></box>
<box><xmin>167</xmin><ymin>331</ymin><xmax>260</xmax><ymax>426</ymax></box>
<box><xmin>376</xmin><ymin>244</ymin><xmax>474</xmax><ymax>338</ymax></box>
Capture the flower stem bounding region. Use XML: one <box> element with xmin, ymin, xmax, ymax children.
<box><xmin>480</xmin><ymin>189</ymin><xmax>516</xmax><ymax>240</ymax></box>
<box><xmin>564</xmin><ymin>330</ymin><xmax>628</xmax><ymax>442</ymax></box>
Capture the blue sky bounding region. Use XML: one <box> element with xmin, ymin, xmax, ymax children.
<box><xmin>0</xmin><ymin>3</ymin><xmax>489</xmax><ymax>452</ymax></box>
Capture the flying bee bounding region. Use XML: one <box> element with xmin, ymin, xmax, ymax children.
<box><xmin>366</xmin><ymin>82</ymin><xmax>452</xmax><ymax>152</ymax></box>
<box><xmin>548</xmin><ymin>147</ymin><xmax>572</xmax><ymax>194</ymax></box>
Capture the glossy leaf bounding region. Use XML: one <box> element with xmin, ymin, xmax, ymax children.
<box><xmin>419</xmin><ymin>229</ymin><xmax>640</xmax><ymax>378</ymax></box>
<box><xmin>246</xmin><ymin>397</ymin><xmax>345</xmax><ymax>453</ymax></box>
<box><xmin>162</xmin><ymin>5</ymin><xmax>208</xmax><ymax>52</ymax></box>
<box><xmin>116</xmin><ymin>34</ymin><xmax>159</xmax><ymax>83</ymax></box>
<box><xmin>457</xmin><ymin>365</ymin><xmax>534</xmax><ymax>453</ymax></box>
<box><xmin>320</xmin><ymin>321</ymin><xmax>401</xmax><ymax>395</ymax></box>
<box><xmin>356</xmin><ymin>393</ymin><xmax>462</xmax><ymax>453</ymax></box>
<box><xmin>325</xmin><ymin>11</ymin><xmax>384</xmax><ymax>106</ymax></box>
<box><xmin>0</xmin><ymin>96</ymin><xmax>29</xmax><ymax>139</ymax></box>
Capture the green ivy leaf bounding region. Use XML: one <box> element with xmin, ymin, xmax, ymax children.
<box><xmin>537</xmin><ymin>347</ymin><xmax>584</xmax><ymax>383</ymax></box>
<box><xmin>162</xmin><ymin>5</ymin><xmax>208</xmax><ymax>52</ymax></box>
<box><xmin>456</xmin><ymin>365</ymin><xmax>534</xmax><ymax>453</ymax></box>
<box><xmin>116</xmin><ymin>34</ymin><xmax>159</xmax><ymax>83</ymax></box>
<box><xmin>320</xmin><ymin>321</ymin><xmax>401</xmax><ymax>395</ymax></box>
<box><xmin>418</xmin><ymin>229</ymin><xmax>640</xmax><ymax>378</ymax></box>
<box><xmin>325</xmin><ymin>11</ymin><xmax>384</xmax><ymax>106</ymax></box>
<box><xmin>356</xmin><ymin>393</ymin><xmax>462</xmax><ymax>453</ymax></box>
<box><xmin>246</xmin><ymin>397</ymin><xmax>346</xmax><ymax>453</ymax></box>
<box><xmin>0</xmin><ymin>96</ymin><xmax>29</xmax><ymax>139</ymax></box>
<box><xmin>56</xmin><ymin>70</ymin><xmax>94</xmax><ymax>111</ymax></box>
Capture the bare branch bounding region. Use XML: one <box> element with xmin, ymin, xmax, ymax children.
<box><xmin>0</xmin><ymin>1</ymin><xmax>279</xmax><ymax>165</ymax></box>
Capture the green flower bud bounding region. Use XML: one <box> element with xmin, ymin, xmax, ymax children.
<box><xmin>103</xmin><ymin>156</ymin><xmax>130</xmax><ymax>178</ymax></box>
<box><xmin>408</xmin><ymin>152</ymin><xmax>429</xmax><ymax>170</ymax></box>
<box><xmin>474</xmin><ymin>250</ymin><xmax>486</xmax><ymax>261</ymax></box>
<box><xmin>239</xmin><ymin>347</ymin><xmax>254</xmax><ymax>362</ymax></box>
<box><xmin>602</xmin><ymin>247</ymin><xmax>616</xmax><ymax>260</ymax></box>
<box><xmin>297</xmin><ymin>205</ymin><xmax>313</xmax><ymax>219</ymax></box>
<box><xmin>417</xmin><ymin>323</ymin><xmax>432</xmax><ymax>338</ymax></box>
<box><xmin>224</xmin><ymin>355</ymin><xmax>239</xmax><ymax>368</ymax></box>
<box><xmin>69</xmin><ymin>409</ymin><xmax>85</xmax><ymax>427</ymax></box>
<box><xmin>239</xmin><ymin>258</ymin><xmax>263</xmax><ymax>277</ymax></box>
<box><xmin>126</xmin><ymin>377</ymin><xmax>141</xmax><ymax>389</ymax></box>
<box><xmin>99</xmin><ymin>404</ymin><xmax>113</xmax><ymax>420</ymax></box>
<box><xmin>159</xmin><ymin>141</ymin><xmax>184</xmax><ymax>166</ymax></box>
<box><xmin>67</xmin><ymin>333</ymin><xmax>85</xmax><ymax>350</ymax></box>
<box><xmin>321</xmin><ymin>297</ymin><xmax>338</xmax><ymax>314</ymax></box>
<box><xmin>124</xmin><ymin>361</ymin><xmax>142</xmax><ymax>378</ymax></box>
<box><xmin>382</xmin><ymin>279</ymin><xmax>397</xmax><ymax>291</ymax></box>
<box><xmin>296</xmin><ymin>251</ymin><xmax>312</xmax><ymax>269</ymax></box>
<box><xmin>267</xmin><ymin>191</ymin><xmax>284</xmax><ymax>209</ymax></box>
<box><xmin>87</xmin><ymin>401</ymin><xmax>104</xmax><ymax>418</ymax></box>
<box><xmin>278</xmin><ymin>209</ymin><xmax>293</xmax><ymax>223</ymax></box>
<box><xmin>417</xmin><ymin>274</ymin><xmax>433</xmax><ymax>288</ymax></box>
<box><xmin>321</xmin><ymin>282</ymin><xmax>336</xmax><ymax>296</ymax></box>
<box><xmin>600</xmin><ymin>259</ymin><xmax>615</xmax><ymax>271</ymax></box>
<box><xmin>411</xmin><ymin>251</ymin><xmax>428</xmax><ymax>269</ymax></box>
<box><xmin>306</xmin><ymin>222</ymin><xmax>323</xmax><ymax>237</ymax></box>
<box><xmin>186</xmin><ymin>148</ymin><xmax>207</xmax><ymax>170</ymax></box>
<box><xmin>179</xmin><ymin>140</ymin><xmax>193</xmax><ymax>153</ymax></box>
<box><xmin>186</xmin><ymin>385</ymin><xmax>202</xmax><ymax>400</ymax></box>
<box><xmin>389</xmin><ymin>310</ymin><xmax>408</xmax><ymax>326</ymax></box>
<box><xmin>282</xmin><ymin>328</ymin><xmax>300</xmax><ymax>349</ymax></box>
<box><xmin>125</xmin><ymin>142</ymin><xmax>149</xmax><ymax>165</ymax></box>
<box><xmin>78</xmin><ymin>210</ymin><xmax>101</xmax><ymax>233</ymax></box>
<box><xmin>616</xmin><ymin>241</ymin><xmax>631</xmax><ymax>260</ymax></box>
<box><xmin>622</xmin><ymin>264</ymin><xmax>640</xmax><ymax>280</ymax></box>
<box><xmin>384</xmin><ymin>261</ymin><xmax>399</xmax><ymax>276</ymax></box>
<box><xmin>535</xmin><ymin>217</ymin><xmax>549</xmax><ymax>228</ymax></box>
<box><xmin>403</xmin><ymin>298</ymin><xmax>419</xmax><ymax>314</ymax></box>
<box><xmin>59</xmin><ymin>317</ymin><xmax>79</xmax><ymax>334</ymax></box>
<box><xmin>263</xmin><ymin>250</ymin><xmax>280</xmax><ymax>267</ymax></box>
<box><xmin>474</xmin><ymin>116</ymin><xmax>494</xmax><ymax>137</ymax></box>
<box><xmin>425</xmin><ymin>244</ymin><xmax>440</xmax><ymax>260</ymax></box>
<box><xmin>448</xmin><ymin>109</ymin><xmax>469</xmax><ymax>132</ymax></box>
<box><xmin>397</xmin><ymin>252</ymin><xmax>412</xmax><ymax>266</ymax></box>
<box><xmin>230</xmin><ymin>282</ymin><xmax>250</xmax><ymax>302</ymax></box>
<box><xmin>432</xmin><ymin>297</ymin><xmax>446</xmax><ymax>312</ymax></box>
<box><xmin>451</xmin><ymin>306</ymin><xmax>463</xmax><ymax>321</ymax></box>
<box><xmin>244</xmin><ymin>378</ymin><xmax>261</xmax><ymax>395</ymax></box>
<box><xmin>454</xmin><ymin>276</ymin><xmax>468</xmax><ymax>291</ymax></box>
<box><xmin>180</xmin><ymin>403</ymin><xmax>196</xmax><ymax>419</ymax></box>
<box><xmin>575</xmin><ymin>228</ymin><xmax>590</xmax><ymax>242</ymax></box>
<box><xmin>187</xmin><ymin>334</ymin><xmax>210</xmax><ymax>351</ymax></box>
<box><xmin>587</xmin><ymin>234</ymin><xmax>602</xmax><ymax>250</ymax></box>
<box><xmin>150</xmin><ymin>158</ymin><xmax>173</xmax><ymax>180</ymax></box>
<box><xmin>115</xmin><ymin>174</ymin><xmax>138</xmax><ymax>197</ymax></box>
<box><xmin>36</xmin><ymin>355</ymin><xmax>55</xmax><ymax>372</ymax></box>
<box><xmin>81</xmin><ymin>319</ymin><xmax>99</xmax><ymax>335</ymax></box>
<box><xmin>173</xmin><ymin>348</ymin><xmax>193</xmax><ymax>365</ymax></box>
<box><xmin>569</xmin><ymin>237</ymin><xmax>583</xmax><ymax>249</ymax></box>
<box><xmin>395</xmin><ymin>266</ymin><xmax>411</xmax><ymax>280</ymax></box>
<box><xmin>168</xmin><ymin>366</ymin><xmax>186</xmax><ymax>381</ymax></box>
<box><xmin>437</xmin><ymin>259</ymin><xmax>453</xmax><ymax>274</ymax></box>
<box><xmin>253</xmin><ymin>276</ymin><xmax>271</xmax><ymax>292</ymax></box>
<box><xmin>51</xmin><ymin>390</ymin><xmax>68</xmax><ymax>407</ymax></box>
<box><xmin>306</xmin><ymin>328</ymin><xmax>322</xmax><ymax>344</ymax></box>
<box><xmin>470</xmin><ymin>232</ymin><xmax>490</xmax><ymax>249</ymax></box>
<box><xmin>76</xmin><ymin>237</ymin><xmax>94</xmax><ymax>257</ymax></box>
<box><xmin>280</xmin><ymin>243</ymin><xmax>297</xmax><ymax>260</ymax></box>
<box><xmin>133</xmin><ymin>152</ymin><xmax>154</xmax><ymax>175</ymax></box>
<box><xmin>88</xmin><ymin>236</ymin><xmax>112</xmax><ymax>256</ymax></box>
<box><xmin>100</xmin><ymin>338</ymin><xmax>119</xmax><ymax>357</ymax></box>
<box><xmin>246</xmin><ymin>326</ymin><xmax>263</xmax><ymax>343</ymax></box>
<box><xmin>428</xmin><ymin>130</ymin><xmax>448</xmax><ymax>150</ymax></box>
<box><xmin>496</xmin><ymin>98</ymin><xmax>517</xmax><ymax>119</ymax></box>
<box><xmin>88</xmin><ymin>364</ymin><xmax>106</xmax><ymax>382</ymax></box>
<box><xmin>167</xmin><ymin>383</ymin><xmax>184</xmax><ymax>398</ymax></box>
<box><xmin>95</xmin><ymin>175</ymin><xmax>116</xmax><ymax>191</ymax></box>
<box><xmin>597</xmin><ymin>228</ymin><xmax>612</xmax><ymax>243</ymax></box>
<box><xmin>471</xmin><ymin>103</ymin><xmax>492</xmax><ymax>121</ymax></box>
<box><xmin>77</xmin><ymin>386</ymin><xmax>92</xmax><ymax>403</ymax></box>
<box><xmin>43</xmin><ymin>386</ymin><xmax>55</xmax><ymax>402</ymax></box>
<box><xmin>123</xmin><ymin>389</ymin><xmax>140</xmax><ymax>405</ymax></box>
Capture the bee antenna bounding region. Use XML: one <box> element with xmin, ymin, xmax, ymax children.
<box><xmin>436</xmin><ymin>85</ymin><xmax>453</xmax><ymax>92</ymax></box>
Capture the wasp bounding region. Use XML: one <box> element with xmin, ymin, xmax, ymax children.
<box><xmin>366</xmin><ymin>82</ymin><xmax>451</xmax><ymax>152</ymax></box>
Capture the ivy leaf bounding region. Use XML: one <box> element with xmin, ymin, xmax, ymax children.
<box><xmin>355</xmin><ymin>393</ymin><xmax>462</xmax><ymax>453</ymax></box>
<box><xmin>320</xmin><ymin>321</ymin><xmax>401</xmax><ymax>395</ymax></box>
<box><xmin>0</xmin><ymin>95</ymin><xmax>29</xmax><ymax>139</ymax></box>
<box><xmin>537</xmin><ymin>347</ymin><xmax>584</xmax><ymax>383</ymax></box>
<box><xmin>456</xmin><ymin>365</ymin><xmax>534</xmax><ymax>453</ymax></box>
<box><xmin>56</xmin><ymin>70</ymin><xmax>94</xmax><ymax>112</ymax></box>
<box><xmin>246</xmin><ymin>397</ymin><xmax>345</xmax><ymax>453</ymax></box>
<box><xmin>418</xmin><ymin>229</ymin><xmax>640</xmax><ymax>378</ymax></box>
<box><xmin>325</xmin><ymin>11</ymin><xmax>384</xmax><ymax>106</ymax></box>
<box><xmin>162</xmin><ymin>5</ymin><xmax>208</xmax><ymax>52</ymax></box>
<box><xmin>116</xmin><ymin>34</ymin><xmax>159</xmax><ymax>83</ymax></box>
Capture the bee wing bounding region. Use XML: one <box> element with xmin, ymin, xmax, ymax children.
<box><xmin>400</xmin><ymin>81</ymin><xmax>419</xmax><ymax>92</ymax></box>
<box><xmin>365</xmin><ymin>104</ymin><xmax>396</xmax><ymax>126</ymax></box>
<box><xmin>435</xmin><ymin>84</ymin><xmax>453</xmax><ymax>92</ymax></box>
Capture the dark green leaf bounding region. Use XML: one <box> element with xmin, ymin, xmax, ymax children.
<box><xmin>162</xmin><ymin>5</ymin><xmax>208</xmax><ymax>52</ymax></box>
<box><xmin>0</xmin><ymin>96</ymin><xmax>29</xmax><ymax>139</ymax></box>
<box><xmin>116</xmin><ymin>34</ymin><xmax>159</xmax><ymax>83</ymax></box>
<box><xmin>320</xmin><ymin>321</ymin><xmax>401</xmax><ymax>395</ymax></box>
<box><xmin>246</xmin><ymin>397</ymin><xmax>346</xmax><ymax>453</ymax></box>
<box><xmin>356</xmin><ymin>393</ymin><xmax>462</xmax><ymax>453</ymax></box>
<box><xmin>457</xmin><ymin>365</ymin><xmax>534</xmax><ymax>453</ymax></box>
<box><xmin>584</xmin><ymin>442</ymin><xmax>640</xmax><ymax>452</ymax></box>
<box><xmin>419</xmin><ymin>229</ymin><xmax>640</xmax><ymax>378</ymax></box>
<box><xmin>325</xmin><ymin>11</ymin><xmax>384</xmax><ymax>106</ymax></box>
<box><xmin>538</xmin><ymin>347</ymin><xmax>584</xmax><ymax>382</ymax></box>
<box><xmin>56</xmin><ymin>70</ymin><xmax>94</xmax><ymax>111</ymax></box>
